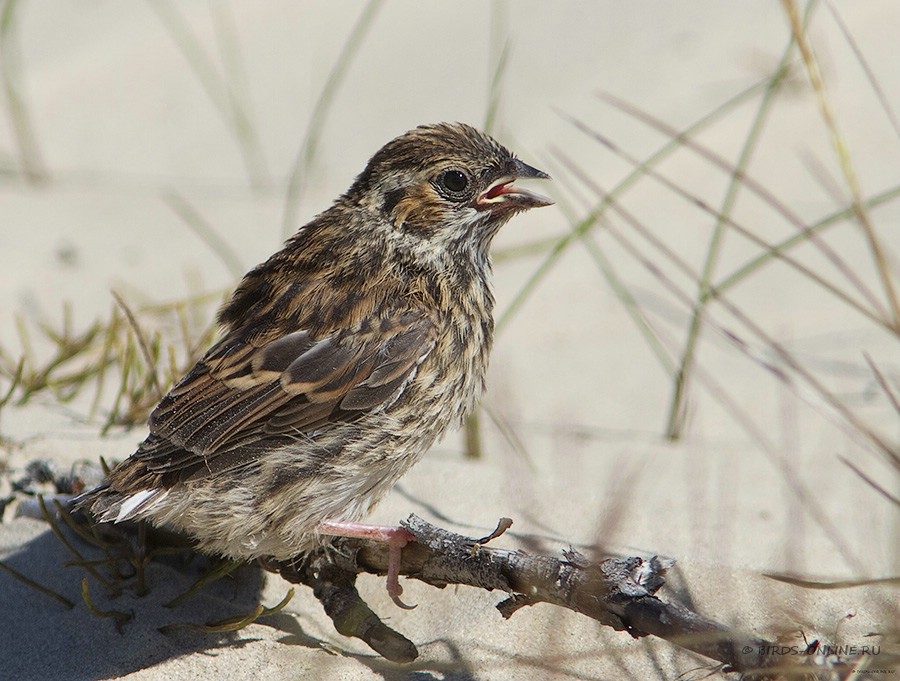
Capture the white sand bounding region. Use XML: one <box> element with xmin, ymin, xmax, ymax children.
<box><xmin>2</xmin><ymin>2</ymin><xmax>898</xmax><ymax>679</ymax></box>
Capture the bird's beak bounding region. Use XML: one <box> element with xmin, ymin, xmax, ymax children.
<box><xmin>476</xmin><ymin>159</ymin><xmax>553</xmax><ymax>211</ymax></box>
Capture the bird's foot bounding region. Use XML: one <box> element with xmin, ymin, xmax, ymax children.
<box><xmin>317</xmin><ymin>520</ymin><xmax>416</xmax><ymax>609</ymax></box>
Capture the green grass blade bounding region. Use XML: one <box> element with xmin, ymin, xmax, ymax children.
<box><xmin>665</xmin><ymin>5</ymin><xmax>808</xmax><ymax>438</ymax></box>
<box><xmin>496</xmin><ymin>75</ymin><xmax>774</xmax><ymax>336</ymax></box>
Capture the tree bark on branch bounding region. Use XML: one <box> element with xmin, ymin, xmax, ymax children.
<box><xmin>263</xmin><ymin>514</ymin><xmax>862</xmax><ymax>680</ymax></box>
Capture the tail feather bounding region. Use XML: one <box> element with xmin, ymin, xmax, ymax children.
<box><xmin>74</xmin><ymin>484</ymin><xmax>167</xmax><ymax>523</ymax></box>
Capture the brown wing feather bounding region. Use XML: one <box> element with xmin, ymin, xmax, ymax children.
<box><xmin>134</xmin><ymin>309</ymin><xmax>437</xmax><ymax>479</ymax></box>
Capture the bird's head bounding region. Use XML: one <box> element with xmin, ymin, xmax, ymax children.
<box><xmin>348</xmin><ymin>123</ymin><xmax>552</xmax><ymax>259</ymax></box>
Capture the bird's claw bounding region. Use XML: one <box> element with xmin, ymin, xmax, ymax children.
<box><xmin>317</xmin><ymin>521</ymin><xmax>417</xmax><ymax>608</ymax></box>
<box><xmin>386</xmin><ymin>526</ymin><xmax>416</xmax><ymax>609</ymax></box>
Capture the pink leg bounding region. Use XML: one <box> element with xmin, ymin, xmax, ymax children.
<box><xmin>317</xmin><ymin>521</ymin><xmax>416</xmax><ymax>609</ymax></box>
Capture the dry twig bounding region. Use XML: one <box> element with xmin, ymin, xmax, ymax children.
<box><xmin>264</xmin><ymin>515</ymin><xmax>868</xmax><ymax>679</ymax></box>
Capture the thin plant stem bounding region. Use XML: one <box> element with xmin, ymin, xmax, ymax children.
<box><xmin>594</xmin><ymin>92</ymin><xmax>889</xmax><ymax>318</ymax></box>
<box><xmin>824</xmin><ymin>1</ymin><xmax>900</xmax><ymax>141</ymax></box>
<box><xmin>0</xmin><ymin>560</ymin><xmax>75</xmax><ymax>608</ymax></box>
<box><xmin>147</xmin><ymin>0</ymin><xmax>269</xmax><ymax>188</ymax></box>
<box><xmin>210</xmin><ymin>2</ymin><xmax>269</xmax><ymax>185</ymax></box>
<box><xmin>282</xmin><ymin>0</ymin><xmax>384</xmax><ymax>237</ymax></box>
<box><xmin>496</xmin><ymin>75</ymin><xmax>775</xmax><ymax>335</ymax></box>
<box><xmin>783</xmin><ymin>0</ymin><xmax>900</xmax><ymax>328</ymax></box>
<box><xmin>483</xmin><ymin>1</ymin><xmax>510</xmax><ymax>136</ymax></box>
<box><xmin>561</xmin><ymin>115</ymin><xmax>890</xmax><ymax>332</ymax></box>
<box><xmin>716</xmin><ymin>183</ymin><xmax>900</xmax><ymax>294</ymax></box>
<box><xmin>163</xmin><ymin>190</ymin><xmax>244</xmax><ymax>279</ymax></box>
<box><xmin>112</xmin><ymin>292</ymin><xmax>164</xmax><ymax>403</ymax></box>
<box><xmin>592</xmin><ymin>197</ymin><xmax>878</xmax><ymax>571</ymax></box>
<box><xmin>665</xmin><ymin>3</ymin><xmax>812</xmax><ymax>439</ymax></box>
<box><xmin>0</xmin><ymin>0</ymin><xmax>48</xmax><ymax>183</ymax></box>
<box><xmin>467</xmin><ymin>0</ymin><xmax>511</xmax><ymax>459</ymax></box>
<box><xmin>550</xmin><ymin>167</ymin><xmax>676</xmax><ymax>376</ymax></box>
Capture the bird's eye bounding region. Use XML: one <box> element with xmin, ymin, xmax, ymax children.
<box><xmin>441</xmin><ymin>170</ymin><xmax>468</xmax><ymax>192</ymax></box>
<box><xmin>435</xmin><ymin>168</ymin><xmax>471</xmax><ymax>200</ymax></box>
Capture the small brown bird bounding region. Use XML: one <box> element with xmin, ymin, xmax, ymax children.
<box><xmin>78</xmin><ymin>122</ymin><xmax>551</xmax><ymax>604</ymax></box>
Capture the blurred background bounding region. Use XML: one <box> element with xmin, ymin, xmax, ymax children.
<box><xmin>1</xmin><ymin>1</ymin><xmax>898</xmax><ymax>677</ymax></box>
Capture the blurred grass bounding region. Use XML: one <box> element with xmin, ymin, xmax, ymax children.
<box><xmin>0</xmin><ymin>0</ymin><xmax>47</xmax><ymax>183</ymax></box>
<box><xmin>148</xmin><ymin>0</ymin><xmax>270</xmax><ymax>189</ymax></box>
<box><xmin>0</xmin><ymin>292</ymin><xmax>220</xmax><ymax>432</ymax></box>
<box><xmin>0</xmin><ymin>1</ymin><xmax>896</xmax><ymax>474</ymax></box>
<box><xmin>281</xmin><ymin>0</ymin><xmax>384</xmax><ymax>237</ymax></box>
<box><xmin>0</xmin><ymin>6</ymin><xmax>896</xmax><ymax>672</ymax></box>
<box><xmin>665</xmin><ymin>0</ymin><xmax>814</xmax><ymax>440</ymax></box>
<box><xmin>529</xmin><ymin>0</ymin><xmax>900</xmax><ymax>590</ymax></box>
<box><xmin>0</xmin><ymin>0</ymin><xmax>895</xmax><ymax>489</ymax></box>
<box><xmin>466</xmin><ymin>0</ymin><xmax>511</xmax><ymax>459</ymax></box>
<box><xmin>162</xmin><ymin>190</ymin><xmax>245</xmax><ymax>279</ymax></box>
<box><xmin>0</xmin><ymin>2</ymin><xmax>383</xmax><ymax>429</ymax></box>
<box><xmin>784</xmin><ymin>0</ymin><xmax>900</xmax><ymax>328</ymax></box>
<box><xmin>491</xmin><ymin>3</ymin><xmax>900</xmax><ymax>487</ymax></box>
<box><xmin>483</xmin><ymin>0</ymin><xmax>510</xmax><ymax>137</ymax></box>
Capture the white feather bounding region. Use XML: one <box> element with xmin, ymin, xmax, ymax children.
<box><xmin>115</xmin><ymin>489</ymin><xmax>160</xmax><ymax>522</ymax></box>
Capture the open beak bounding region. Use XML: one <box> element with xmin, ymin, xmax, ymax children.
<box><xmin>476</xmin><ymin>159</ymin><xmax>553</xmax><ymax>211</ymax></box>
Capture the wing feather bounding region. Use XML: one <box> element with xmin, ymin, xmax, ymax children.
<box><xmin>132</xmin><ymin>308</ymin><xmax>437</xmax><ymax>481</ymax></box>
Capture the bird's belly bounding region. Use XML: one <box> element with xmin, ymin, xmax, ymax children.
<box><xmin>147</xmin><ymin>338</ymin><xmax>488</xmax><ymax>561</ymax></box>
<box><xmin>151</xmin><ymin>417</ymin><xmax>437</xmax><ymax>560</ymax></box>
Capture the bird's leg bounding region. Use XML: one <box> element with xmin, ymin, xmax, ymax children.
<box><xmin>317</xmin><ymin>520</ymin><xmax>416</xmax><ymax>609</ymax></box>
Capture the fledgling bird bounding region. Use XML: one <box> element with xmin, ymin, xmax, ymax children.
<box><xmin>78</xmin><ymin>122</ymin><xmax>552</xmax><ymax>603</ymax></box>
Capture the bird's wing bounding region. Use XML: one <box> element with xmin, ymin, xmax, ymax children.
<box><xmin>131</xmin><ymin>308</ymin><xmax>437</xmax><ymax>478</ymax></box>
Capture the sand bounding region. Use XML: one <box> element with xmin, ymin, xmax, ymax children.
<box><xmin>1</xmin><ymin>2</ymin><xmax>898</xmax><ymax>679</ymax></box>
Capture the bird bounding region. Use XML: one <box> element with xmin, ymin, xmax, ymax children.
<box><xmin>77</xmin><ymin>122</ymin><xmax>552</xmax><ymax>605</ymax></box>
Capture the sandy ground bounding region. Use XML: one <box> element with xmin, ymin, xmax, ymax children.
<box><xmin>1</xmin><ymin>2</ymin><xmax>898</xmax><ymax>680</ymax></box>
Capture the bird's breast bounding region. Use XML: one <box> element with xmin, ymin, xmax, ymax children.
<box><xmin>401</xmin><ymin>283</ymin><xmax>494</xmax><ymax>436</ymax></box>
